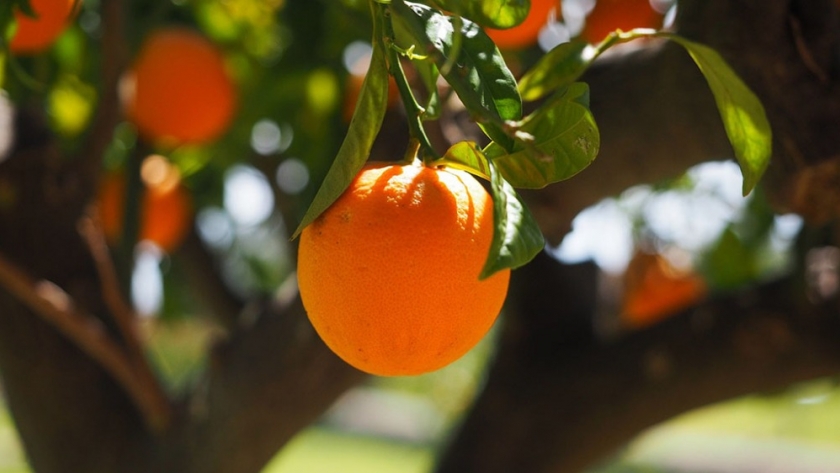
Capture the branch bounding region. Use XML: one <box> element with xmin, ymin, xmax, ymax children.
<box><xmin>0</xmin><ymin>250</ymin><xmax>171</xmax><ymax>431</ymax></box>
<box><xmin>76</xmin><ymin>0</ymin><xmax>127</xmax><ymax>186</ymax></box>
<box><xmin>436</xmin><ymin>252</ymin><xmax>840</xmax><ymax>473</ymax></box>
<box><xmin>77</xmin><ymin>210</ymin><xmax>173</xmax><ymax>431</ymax></box>
<box><xmin>158</xmin><ymin>280</ymin><xmax>366</xmax><ymax>473</ymax></box>
<box><xmin>173</xmin><ymin>228</ymin><xmax>245</xmax><ymax>330</ymax></box>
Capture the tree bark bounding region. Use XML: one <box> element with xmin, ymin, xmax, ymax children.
<box><xmin>436</xmin><ymin>0</ymin><xmax>840</xmax><ymax>471</ymax></box>
<box><xmin>0</xmin><ymin>103</ymin><xmax>364</xmax><ymax>473</ymax></box>
<box><xmin>435</xmin><ymin>252</ymin><xmax>840</xmax><ymax>473</ymax></box>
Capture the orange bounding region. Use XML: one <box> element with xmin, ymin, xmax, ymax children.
<box><xmin>486</xmin><ymin>0</ymin><xmax>560</xmax><ymax>50</ymax></box>
<box><xmin>97</xmin><ymin>155</ymin><xmax>193</xmax><ymax>253</ymax></box>
<box><xmin>123</xmin><ymin>28</ymin><xmax>237</xmax><ymax>146</ymax></box>
<box><xmin>621</xmin><ymin>251</ymin><xmax>706</xmax><ymax>329</ymax></box>
<box><xmin>580</xmin><ymin>0</ymin><xmax>663</xmax><ymax>44</ymax></box>
<box><xmin>297</xmin><ymin>161</ymin><xmax>510</xmax><ymax>376</ymax></box>
<box><xmin>10</xmin><ymin>0</ymin><xmax>79</xmax><ymax>55</ymax></box>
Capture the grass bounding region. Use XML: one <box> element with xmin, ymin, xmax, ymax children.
<box><xmin>264</xmin><ymin>428</ymin><xmax>433</xmax><ymax>473</ymax></box>
<box><xmin>0</xmin><ymin>405</ymin><xmax>27</xmax><ymax>473</ymax></box>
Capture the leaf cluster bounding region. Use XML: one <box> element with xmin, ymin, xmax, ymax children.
<box><xmin>295</xmin><ymin>0</ymin><xmax>772</xmax><ymax>278</ymax></box>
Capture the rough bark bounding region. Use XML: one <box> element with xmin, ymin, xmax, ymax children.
<box><xmin>0</xmin><ymin>104</ymin><xmax>364</xmax><ymax>472</ymax></box>
<box><xmin>436</xmin><ymin>0</ymin><xmax>840</xmax><ymax>471</ymax></box>
<box><xmin>435</xmin><ymin>252</ymin><xmax>840</xmax><ymax>473</ymax></box>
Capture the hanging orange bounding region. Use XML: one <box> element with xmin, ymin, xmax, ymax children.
<box><xmin>97</xmin><ymin>155</ymin><xmax>193</xmax><ymax>253</ymax></box>
<box><xmin>621</xmin><ymin>251</ymin><xmax>706</xmax><ymax>328</ymax></box>
<box><xmin>123</xmin><ymin>28</ymin><xmax>237</xmax><ymax>146</ymax></box>
<box><xmin>580</xmin><ymin>0</ymin><xmax>663</xmax><ymax>44</ymax></box>
<box><xmin>10</xmin><ymin>0</ymin><xmax>79</xmax><ymax>55</ymax></box>
<box><xmin>297</xmin><ymin>161</ymin><xmax>510</xmax><ymax>376</ymax></box>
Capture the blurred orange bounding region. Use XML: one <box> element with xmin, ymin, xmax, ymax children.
<box><xmin>486</xmin><ymin>0</ymin><xmax>560</xmax><ymax>50</ymax></box>
<box><xmin>123</xmin><ymin>28</ymin><xmax>237</xmax><ymax>146</ymax></box>
<box><xmin>580</xmin><ymin>0</ymin><xmax>663</xmax><ymax>44</ymax></box>
<box><xmin>621</xmin><ymin>250</ymin><xmax>706</xmax><ymax>329</ymax></box>
<box><xmin>97</xmin><ymin>155</ymin><xmax>193</xmax><ymax>253</ymax></box>
<box><xmin>10</xmin><ymin>0</ymin><xmax>79</xmax><ymax>55</ymax></box>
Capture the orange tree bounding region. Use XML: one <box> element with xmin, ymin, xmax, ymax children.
<box><xmin>0</xmin><ymin>0</ymin><xmax>839</xmax><ymax>472</ymax></box>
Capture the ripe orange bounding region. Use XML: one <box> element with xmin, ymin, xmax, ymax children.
<box><xmin>621</xmin><ymin>251</ymin><xmax>706</xmax><ymax>328</ymax></box>
<box><xmin>485</xmin><ymin>0</ymin><xmax>560</xmax><ymax>50</ymax></box>
<box><xmin>297</xmin><ymin>161</ymin><xmax>510</xmax><ymax>376</ymax></box>
<box><xmin>123</xmin><ymin>28</ymin><xmax>237</xmax><ymax>146</ymax></box>
<box><xmin>10</xmin><ymin>0</ymin><xmax>79</xmax><ymax>55</ymax></box>
<box><xmin>580</xmin><ymin>0</ymin><xmax>663</xmax><ymax>44</ymax></box>
<box><xmin>97</xmin><ymin>155</ymin><xmax>193</xmax><ymax>253</ymax></box>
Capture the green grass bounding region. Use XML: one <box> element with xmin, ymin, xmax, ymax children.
<box><xmin>263</xmin><ymin>428</ymin><xmax>433</xmax><ymax>473</ymax></box>
<box><xmin>0</xmin><ymin>405</ymin><xmax>28</xmax><ymax>473</ymax></box>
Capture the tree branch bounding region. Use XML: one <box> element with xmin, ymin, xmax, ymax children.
<box><xmin>155</xmin><ymin>281</ymin><xmax>366</xmax><ymax>473</ymax></box>
<box><xmin>436</xmin><ymin>252</ymin><xmax>840</xmax><ymax>473</ymax></box>
<box><xmin>0</xmin><ymin>249</ymin><xmax>170</xmax><ymax>431</ymax></box>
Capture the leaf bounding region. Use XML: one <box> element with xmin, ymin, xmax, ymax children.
<box><xmin>434</xmin><ymin>141</ymin><xmax>491</xmax><ymax>179</ymax></box>
<box><xmin>518</xmin><ymin>40</ymin><xmax>592</xmax><ymax>101</ymax></box>
<box><xmin>434</xmin><ymin>142</ymin><xmax>544</xmax><ymax>277</ymax></box>
<box><xmin>431</xmin><ymin>0</ymin><xmax>530</xmax><ymax>29</ymax></box>
<box><xmin>701</xmin><ymin>227</ymin><xmax>756</xmax><ymax>290</ymax></box>
<box><xmin>291</xmin><ymin>11</ymin><xmax>390</xmax><ymax>239</ymax></box>
<box><xmin>392</xmin><ymin>0</ymin><xmax>521</xmax><ymax>150</ymax></box>
<box><xmin>481</xmin><ymin>157</ymin><xmax>545</xmax><ymax>278</ymax></box>
<box><xmin>660</xmin><ymin>33</ymin><xmax>772</xmax><ymax>196</ymax></box>
<box><xmin>484</xmin><ymin>83</ymin><xmax>599</xmax><ymax>188</ymax></box>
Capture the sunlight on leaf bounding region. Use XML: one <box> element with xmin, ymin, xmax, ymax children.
<box><xmin>292</xmin><ymin>7</ymin><xmax>390</xmax><ymax>238</ymax></box>
<box><xmin>485</xmin><ymin>83</ymin><xmax>599</xmax><ymax>188</ymax></box>
<box><xmin>482</xmin><ymin>158</ymin><xmax>545</xmax><ymax>278</ymax></box>
<box><xmin>659</xmin><ymin>33</ymin><xmax>771</xmax><ymax>196</ymax></box>
<box><xmin>432</xmin><ymin>0</ymin><xmax>530</xmax><ymax>29</ymax></box>
<box><xmin>518</xmin><ymin>40</ymin><xmax>591</xmax><ymax>101</ymax></box>
<box><xmin>393</xmin><ymin>1</ymin><xmax>521</xmax><ymax>151</ymax></box>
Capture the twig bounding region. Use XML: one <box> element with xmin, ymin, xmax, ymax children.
<box><xmin>0</xmin><ymin>250</ymin><xmax>171</xmax><ymax>431</ymax></box>
<box><xmin>77</xmin><ymin>207</ymin><xmax>172</xmax><ymax>431</ymax></box>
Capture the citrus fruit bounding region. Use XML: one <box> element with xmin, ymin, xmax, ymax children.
<box><xmin>297</xmin><ymin>161</ymin><xmax>510</xmax><ymax>376</ymax></box>
<box><xmin>486</xmin><ymin>0</ymin><xmax>560</xmax><ymax>50</ymax></box>
<box><xmin>10</xmin><ymin>0</ymin><xmax>79</xmax><ymax>55</ymax></box>
<box><xmin>621</xmin><ymin>251</ymin><xmax>706</xmax><ymax>328</ymax></box>
<box><xmin>123</xmin><ymin>28</ymin><xmax>237</xmax><ymax>146</ymax></box>
<box><xmin>580</xmin><ymin>0</ymin><xmax>663</xmax><ymax>44</ymax></box>
<box><xmin>97</xmin><ymin>155</ymin><xmax>193</xmax><ymax>253</ymax></box>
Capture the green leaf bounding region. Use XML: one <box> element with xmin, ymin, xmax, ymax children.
<box><xmin>701</xmin><ymin>227</ymin><xmax>756</xmax><ymax>290</ymax></box>
<box><xmin>291</xmin><ymin>9</ymin><xmax>390</xmax><ymax>239</ymax></box>
<box><xmin>431</xmin><ymin>0</ymin><xmax>530</xmax><ymax>29</ymax></box>
<box><xmin>481</xmin><ymin>157</ymin><xmax>545</xmax><ymax>278</ymax></box>
<box><xmin>518</xmin><ymin>40</ymin><xmax>591</xmax><ymax>101</ymax></box>
<box><xmin>435</xmin><ymin>142</ymin><xmax>544</xmax><ymax>277</ymax></box>
<box><xmin>484</xmin><ymin>82</ymin><xmax>599</xmax><ymax>188</ymax></box>
<box><xmin>392</xmin><ymin>0</ymin><xmax>521</xmax><ymax>151</ymax></box>
<box><xmin>434</xmin><ymin>141</ymin><xmax>492</xmax><ymax>179</ymax></box>
<box><xmin>660</xmin><ymin>33</ymin><xmax>772</xmax><ymax>196</ymax></box>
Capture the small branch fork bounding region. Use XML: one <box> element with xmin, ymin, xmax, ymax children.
<box><xmin>0</xmin><ymin>211</ymin><xmax>171</xmax><ymax>432</ymax></box>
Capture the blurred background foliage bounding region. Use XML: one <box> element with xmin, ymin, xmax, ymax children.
<box><xmin>1</xmin><ymin>0</ymin><xmax>837</xmax><ymax>471</ymax></box>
